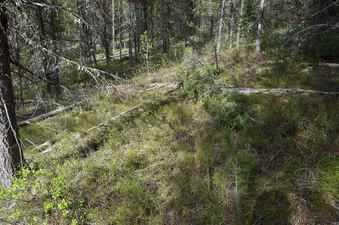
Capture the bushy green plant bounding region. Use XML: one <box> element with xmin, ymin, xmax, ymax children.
<box><xmin>183</xmin><ymin>64</ymin><xmax>219</xmax><ymax>100</ymax></box>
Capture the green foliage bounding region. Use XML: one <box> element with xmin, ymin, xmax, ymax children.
<box><xmin>203</xmin><ymin>94</ymin><xmax>251</xmax><ymax>130</ymax></box>
<box><xmin>0</xmin><ymin>168</ymin><xmax>82</xmax><ymax>224</ymax></box>
<box><xmin>183</xmin><ymin>64</ymin><xmax>219</xmax><ymax>99</ymax></box>
<box><xmin>317</xmin><ymin>156</ymin><xmax>339</xmax><ymax>202</ymax></box>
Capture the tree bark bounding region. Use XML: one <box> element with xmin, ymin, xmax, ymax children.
<box><xmin>236</xmin><ymin>0</ymin><xmax>245</xmax><ymax>48</ymax></box>
<box><xmin>208</xmin><ymin>0</ymin><xmax>215</xmax><ymax>40</ymax></box>
<box><xmin>128</xmin><ymin>0</ymin><xmax>135</xmax><ymax>64</ymax></box>
<box><xmin>228</xmin><ymin>0</ymin><xmax>235</xmax><ymax>48</ymax></box>
<box><xmin>49</xmin><ymin>0</ymin><xmax>62</xmax><ymax>98</ymax></box>
<box><xmin>97</xmin><ymin>0</ymin><xmax>113</xmax><ymax>64</ymax></box>
<box><xmin>256</xmin><ymin>0</ymin><xmax>265</xmax><ymax>55</ymax></box>
<box><xmin>78</xmin><ymin>0</ymin><xmax>97</xmax><ymax>65</ymax></box>
<box><xmin>112</xmin><ymin>0</ymin><xmax>115</xmax><ymax>56</ymax></box>
<box><xmin>0</xmin><ymin>2</ymin><xmax>23</xmax><ymax>188</ymax></box>
<box><xmin>216</xmin><ymin>0</ymin><xmax>227</xmax><ymax>54</ymax></box>
<box><xmin>160</xmin><ymin>1</ymin><xmax>171</xmax><ymax>54</ymax></box>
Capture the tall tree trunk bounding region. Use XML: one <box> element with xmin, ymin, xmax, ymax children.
<box><xmin>228</xmin><ymin>0</ymin><xmax>235</xmax><ymax>48</ymax></box>
<box><xmin>160</xmin><ymin>1</ymin><xmax>171</xmax><ymax>54</ymax></box>
<box><xmin>216</xmin><ymin>0</ymin><xmax>227</xmax><ymax>54</ymax></box>
<box><xmin>236</xmin><ymin>0</ymin><xmax>245</xmax><ymax>48</ymax></box>
<box><xmin>118</xmin><ymin>0</ymin><xmax>123</xmax><ymax>60</ymax></box>
<box><xmin>128</xmin><ymin>0</ymin><xmax>135</xmax><ymax>64</ymax></box>
<box><xmin>49</xmin><ymin>0</ymin><xmax>61</xmax><ymax>99</ymax></box>
<box><xmin>78</xmin><ymin>0</ymin><xmax>97</xmax><ymax>65</ymax></box>
<box><xmin>97</xmin><ymin>0</ymin><xmax>113</xmax><ymax>64</ymax></box>
<box><xmin>256</xmin><ymin>0</ymin><xmax>265</xmax><ymax>55</ymax></box>
<box><xmin>134</xmin><ymin>2</ymin><xmax>141</xmax><ymax>62</ymax></box>
<box><xmin>0</xmin><ymin>2</ymin><xmax>23</xmax><ymax>188</ymax></box>
<box><xmin>208</xmin><ymin>0</ymin><xmax>215</xmax><ymax>40</ymax></box>
<box><xmin>112</xmin><ymin>0</ymin><xmax>115</xmax><ymax>56</ymax></box>
<box><xmin>36</xmin><ymin>3</ymin><xmax>61</xmax><ymax>99</ymax></box>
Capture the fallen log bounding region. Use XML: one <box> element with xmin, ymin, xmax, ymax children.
<box><xmin>318</xmin><ymin>63</ymin><xmax>339</xmax><ymax>68</ymax></box>
<box><xmin>87</xmin><ymin>83</ymin><xmax>181</xmax><ymax>134</ymax></box>
<box><xmin>42</xmin><ymin>84</ymin><xmax>181</xmax><ymax>161</ymax></box>
<box><xmin>220</xmin><ymin>87</ymin><xmax>339</xmax><ymax>96</ymax></box>
<box><xmin>18</xmin><ymin>103</ymin><xmax>81</xmax><ymax>127</ymax></box>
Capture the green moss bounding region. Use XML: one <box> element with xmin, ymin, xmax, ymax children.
<box><xmin>317</xmin><ymin>156</ymin><xmax>339</xmax><ymax>202</ymax></box>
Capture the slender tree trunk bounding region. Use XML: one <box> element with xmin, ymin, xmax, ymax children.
<box><xmin>112</xmin><ymin>0</ymin><xmax>115</xmax><ymax>56</ymax></box>
<box><xmin>228</xmin><ymin>0</ymin><xmax>235</xmax><ymax>48</ymax></box>
<box><xmin>97</xmin><ymin>0</ymin><xmax>113</xmax><ymax>64</ymax></box>
<box><xmin>208</xmin><ymin>0</ymin><xmax>215</xmax><ymax>40</ymax></box>
<box><xmin>105</xmin><ymin>0</ymin><xmax>113</xmax><ymax>64</ymax></box>
<box><xmin>49</xmin><ymin>0</ymin><xmax>61</xmax><ymax>99</ymax></box>
<box><xmin>118</xmin><ymin>0</ymin><xmax>123</xmax><ymax>60</ymax></box>
<box><xmin>256</xmin><ymin>0</ymin><xmax>265</xmax><ymax>55</ymax></box>
<box><xmin>160</xmin><ymin>1</ymin><xmax>171</xmax><ymax>53</ymax></box>
<box><xmin>216</xmin><ymin>0</ymin><xmax>227</xmax><ymax>54</ymax></box>
<box><xmin>142</xmin><ymin>0</ymin><xmax>148</xmax><ymax>32</ymax></box>
<box><xmin>128</xmin><ymin>0</ymin><xmax>134</xmax><ymax>64</ymax></box>
<box><xmin>134</xmin><ymin>2</ymin><xmax>141</xmax><ymax>62</ymax></box>
<box><xmin>236</xmin><ymin>0</ymin><xmax>245</xmax><ymax>48</ymax></box>
<box><xmin>149</xmin><ymin>2</ymin><xmax>154</xmax><ymax>42</ymax></box>
<box><xmin>78</xmin><ymin>0</ymin><xmax>97</xmax><ymax>65</ymax></box>
<box><xmin>0</xmin><ymin>2</ymin><xmax>23</xmax><ymax>188</ymax></box>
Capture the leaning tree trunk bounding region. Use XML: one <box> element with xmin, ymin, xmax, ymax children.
<box><xmin>0</xmin><ymin>2</ymin><xmax>23</xmax><ymax>188</ymax></box>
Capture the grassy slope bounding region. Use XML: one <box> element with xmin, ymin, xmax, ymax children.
<box><xmin>1</xmin><ymin>49</ymin><xmax>339</xmax><ymax>225</ymax></box>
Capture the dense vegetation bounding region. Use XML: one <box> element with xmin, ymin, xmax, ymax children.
<box><xmin>0</xmin><ymin>0</ymin><xmax>338</xmax><ymax>224</ymax></box>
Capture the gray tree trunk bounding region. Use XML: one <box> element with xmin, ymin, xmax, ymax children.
<box><xmin>0</xmin><ymin>2</ymin><xmax>23</xmax><ymax>188</ymax></box>
<box><xmin>208</xmin><ymin>0</ymin><xmax>215</xmax><ymax>39</ymax></box>
<box><xmin>256</xmin><ymin>0</ymin><xmax>265</xmax><ymax>54</ymax></box>
<box><xmin>48</xmin><ymin>0</ymin><xmax>61</xmax><ymax>98</ymax></box>
<box><xmin>216</xmin><ymin>0</ymin><xmax>227</xmax><ymax>54</ymax></box>
<box><xmin>128</xmin><ymin>0</ymin><xmax>135</xmax><ymax>64</ymax></box>
<box><xmin>97</xmin><ymin>0</ymin><xmax>113</xmax><ymax>64</ymax></box>
<box><xmin>228</xmin><ymin>0</ymin><xmax>235</xmax><ymax>48</ymax></box>
<box><xmin>236</xmin><ymin>0</ymin><xmax>245</xmax><ymax>48</ymax></box>
<box><xmin>78</xmin><ymin>0</ymin><xmax>97</xmax><ymax>65</ymax></box>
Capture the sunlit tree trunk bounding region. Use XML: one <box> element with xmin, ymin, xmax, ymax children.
<box><xmin>228</xmin><ymin>0</ymin><xmax>235</xmax><ymax>48</ymax></box>
<box><xmin>236</xmin><ymin>0</ymin><xmax>245</xmax><ymax>48</ymax></box>
<box><xmin>256</xmin><ymin>0</ymin><xmax>265</xmax><ymax>55</ymax></box>
<box><xmin>0</xmin><ymin>2</ymin><xmax>23</xmax><ymax>188</ymax></box>
<box><xmin>216</xmin><ymin>0</ymin><xmax>227</xmax><ymax>54</ymax></box>
<box><xmin>112</xmin><ymin>0</ymin><xmax>115</xmax><ymax>55</ymax></box>
<box><xmin>118</xmin><ymin>0</ymin><xmax>123</xmax><ymax>60</ymax></box>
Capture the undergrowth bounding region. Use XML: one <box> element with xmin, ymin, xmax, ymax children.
<box><xmin>1</xmin><ymin>47</ymin><xmax>338</xmax><ymax>225</ymax></box>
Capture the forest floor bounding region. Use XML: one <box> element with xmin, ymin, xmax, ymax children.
<box><xmin>1</xmin><ymin>49</ymin><xmax>339</xmax><ymax>225</ymax></box>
